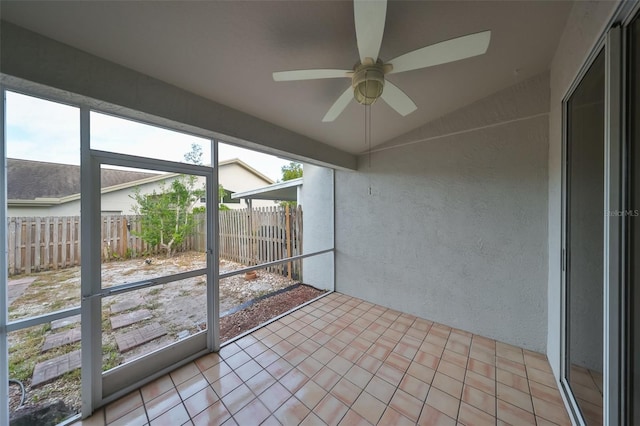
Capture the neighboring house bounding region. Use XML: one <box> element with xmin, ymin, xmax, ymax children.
<box><xmin>216</xmin><ymin>158</ymin><xmax>276</xmax><ymax>210</ymax></box>
<box><xmin>7</xmin><ymin>157</ymin><xmax>276</xmax><ymax>217</ymax></box>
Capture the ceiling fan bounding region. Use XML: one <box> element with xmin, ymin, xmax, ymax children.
<box><xmin>272</xmin><ymin>0</ymin><xmax>491</xmax><ymax>122</ymax></box>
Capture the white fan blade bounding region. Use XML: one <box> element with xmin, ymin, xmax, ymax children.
<box><xmin>354</xmin><ymin>0</ymin><xmax>387</xmax><ymax>63</ymax></box>
<box><xmin>273</xmin><ymin>69</ymin><xmax>351</xmax><ymax>81</ymax></box>
<box><xmin>387</xmin><ymin>30</ymin><xmax>491</xmax><ymax>75</ymax></box>
<box><xmin>323</xmin><ymin>86</ymin><xmax>353</xmax><ymax>122</ymax></box>
<box><xmin>380</xmin><ymin>81</ymin><xmax>417</xmax><ymax>116</ymax></box>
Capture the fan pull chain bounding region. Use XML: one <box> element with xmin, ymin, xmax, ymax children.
<box><xmin>363</xmin><ymin>72</ymin><xmax>373</xmax><ymax>196</ymax></box>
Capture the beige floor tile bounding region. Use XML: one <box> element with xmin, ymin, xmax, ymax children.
<box><xmin>467</xmin><ymin>358</ymin><xmax>495</xmax><ymax>379</ymax></box>
<box><xmin>356</xmin><ymin>353</ymin><xmax>383</xmax><ymax>374</ymax></box>
<box><xmin>145</xmin><ymin>388</ymin><xmax>181</xmax><ymax>421</ymax></box>
<box><xmin>344</xmin><ymin>364</ymin><xmax>373</xmax><ymax>389</ymax></box>
<box><xmin>433</xmin><ymin>372</ymin><xmax>463</xmax><ymax>399</ymax></box>
<box><xmin>225</xmin><ymin>350</ymin><xmax>252</xmax><ymax>370</ymax></box>
<box><xmin>210</xmin><ymin>371</ymin><xmax>243</xmax><ymax>396</ymax></box>
<box><xmin>150</xmin><ymin>403</ymin><xmax>189</xmax><ymax>426</ymax></box>
<box><xmin>299</xmin><ymin>412</ymin><xmax>325</xmax><ymax>426</ymax></box>
<box><xmin>141</xmin><ymin>376</ymin><xmax>175</xmax><ymax>403</ymax></box>
<box><xmin>245</xmin><ymin>369</ymin><xmax>276</xmax><ymax>396</ymax></box>
<box><xmin>170</xmin><ymin>363</ymin><xmax>201</xmax><ymax>385</ymax></box>
<box><xmin>461</xmin><ymin>384</ymin><xmax>495</xmax><ymax>417</ymax></box>
<box><xmin>399</xmin><ymin>373</ymin><xmax>430</xmax><ymax>401</ymax></box>
<box><xmin>414</xmin><ymin>350</ymin><xmax>441</xmax><ymax>369</ymax></box>
<box><xmin>331</xmin><ymin>377</ymin><xmax>362</xmax><ymax>406</ymax></box>
<box><xmin>389</xmin><ymin>389</ymin><xmax>423</xmax><ymax>422</ymax></box>
<box><xmin>364</xmin><ymin>375</ymin><xmax>397</xmax><ymax>405</ymax></box>
<box><xmin>106</xmin><ymin>391</ymin><xmax>144</xmax><ymax>424</ymax></box>
<box><xmin>280</xmin><ymin>367</ymin><xmax>310</xmax><ymax>394</ymax></box>
<box><xmin>528</xmin><ymin>380</ymin><xmax>564</xmax><ymax>406</ymax></box>
<box><xmin>191</xmin><ymin>400</ymin><xmax>231</xmax><ymax>426</ymax></box>
<box><xmin>533</xmin><ymin>397</ymin><xmax>572</xmax><ymax>425</ymax></box>
<box><xmin>259</xmin><ymin>382</ymin><xmax>291</xmax><ymax>412</ymax></box>
<box><xmin>527</xmin><ymin>365</ymin><xmax>557</xmax><ymax>388</ymax></box>
<box><xmin>458</xmin><ymin>401</ymin><xmax>495</xmax><ymax>426</ymax></box>
<box><xmin>523</xmin><ymin>350</ymin><xmax>552</xmax><ymax>373</ymax></box>
<box><xmin>298</xmin><ymin>356</ymin><xmax>324</xmax><ymax>378</ymax></box>
<box><xmin>496</xmin><ymin>399</ymin><xmax>536</xmax><ymax>425</ymax></box>
<box><xmin>426</xmin><ymin>387</ymin><xmax>460</xmax><ymax>420</ymax></box>
<box><xmin>295</xmin><ymin>380</ymin><xmax>327</xmax><ymax>410</ymax></box>
<box><xmin>176</xmin><ymin>374</ymin><xmax>209</xmax><ymax>401</ymax></box>
<box><xmin>496</xmin><ymin>368</ymin><xmax>529</xmax><ymax>393</ymax></box>
<box><xmin>232</xmin><ymin>398</ymin><xmax>270</xmax><ymax>426</ymax></box>
<box><xmin>376</xmin><ymin>364</ymin><xmax>404</xmax><ymax>387</ymax></box>
<box><xmin>314</xmin><ymin>394</ymin><xmax>349</xmax><ymax>426</ymax></box>
<box><xmin>327</xmin><ymin>355</ymin><xmax>353</xmax><ymax>376</ymax></box>
<box><xmin>406</xmin><ymin>362</ymin><xmax>436</xmax><ymax>384</ymax></box>
<box><xmin>220</xmin><ymin>383</ymin><xmax>255</xmax><ymax>415</ymax></box>
<box><xmin>183</xmin><ymin>386</ymin><xmax>219</xmax><ymax>418</ymax></box>
<box><xmin>108</xmin><ymin>405</ymin><xmax>147</xmax><ymax>426</ymax></box>
<box><xmin>417</xmin><ymin>404</ymin><xmax>456</xmax><ymax>426</ymax></box>
<box><xmin>496</xmin><ymin>356</ymin><xmax>527</xmax><ymax>377</ymax></box>
<box><xmin>351</xmin><ymin>391</ymin><xmax>386</xmax><ymax>424</ymax></box>
<box><xmin>266</xmin><ymin>359</ymin><xmax>294</xmax><ymax>380</ymax></box>
<box><xmin>274</xmin><ymin>397</ymin><xmax>311</xmax><ymax>425</ymax></box>
<box><xmin>312</xmin><ymin>367</ymin><xmax>341</xmax><ymax>390</ymax></box>
<box><xmin>437</xmin><ymin>359</ymin><xmax>466</xmax><ymax>382</ymax></box>
<box><xmin>441</xmin><ymin>350</ymin><xmax>468</xmax><ymax>369</ymax></box>
<box><xmin>497</xmin><ymin>382</ymin><xmax>533</xmax><ymax>413</ymax></box>
<box><xmin>379</xmin><ymin>407</ymin><xmax>415</xmax><ymax>426</ymax></box>
<box><xmin>202</xmin><ymin>361</ymin><xmax>232</xmax><ymax>384</ymax></box>
<box><xmin>93</xmin><ymin>294</ymin><xmax>576</xmax><ymax>426</ymax></box>
<box><xmin>385</xmin><ymin>352</ymin><xmax>411</xmax><ymax>372</ymax></box>
<box><xmin>338</xmin><ymin>409</ymin><xmax>372</xmax><ymax>426</ymax></box>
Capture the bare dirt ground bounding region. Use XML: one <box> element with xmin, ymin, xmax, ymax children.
<box><xmin>8</xmin><ymin>251</ymin><xmax>322</xmax><ymax>423</ymax></box>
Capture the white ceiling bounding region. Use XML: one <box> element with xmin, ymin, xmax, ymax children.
<box><xmin>0</xmin><ymin>1</ymin><xmax>573</xmax><ymax>154</ymax></box>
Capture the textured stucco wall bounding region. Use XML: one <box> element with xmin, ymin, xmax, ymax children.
<box><xmin>302</xmin><ymin>164</ymin><xmax>334</xmax><ymax>291</ymax></box>
<box><xmin>547</xmin><ymin>0</ymin><xmax>618</xmax><ymax>378</ymax></box>
<box><xmin>336</xmin><ymin>74</ymin><xmax>549</xmax><ymax>351</ymax></box>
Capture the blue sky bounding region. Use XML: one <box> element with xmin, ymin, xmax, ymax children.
<box><xmin>5</xmin><ymin>91</ymin><xmax>291</xmax><ymax>181</ymax></box>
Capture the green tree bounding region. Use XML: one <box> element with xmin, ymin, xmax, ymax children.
<box><xmin>218</xmin><ymin>184</ymin><xmax>230</xmax><ymax>211</ymax></box>
<box><xmin>130</xmin><ymin>145</ymin><xmax>205</xmax><ymax>256</ymax></box>
<box><xmin>279</xmin><ymin>162</ymin><xmax>302</xmax><ymax>208</ymax></box>
<box><xmin>281</xmin><ymin>162</ymin><xmax>303</xmax><ymax>181</ymax></box>
<box><xmin>131</xmin><ymin>177</ymin><xmax>204</xmax><ymax>257</ymax></box>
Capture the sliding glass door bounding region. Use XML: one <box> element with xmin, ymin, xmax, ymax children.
<box><xmin>563</xmin><ymin>49</ymin><xmax>605</xmax><ymax>424</ymax></box>
<box><xmin>629</xmin><ymin>10</ymin><xmax>640</xmax><ymax>425</ymax></box>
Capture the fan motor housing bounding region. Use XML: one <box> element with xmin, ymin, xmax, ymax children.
<box><xmin>352</xmin><ymin>61</ymin><xmax>385</xmax><ymax>105</ymax></box>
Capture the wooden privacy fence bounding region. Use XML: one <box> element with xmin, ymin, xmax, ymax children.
<box><xmin>216</xmin><ymin>206</ymin><xmax>303</xmax><ymax>279</ymax></box>
<box><xmin>7</xmin><ymin>207</ymin><xmax>302</xmax><ymax>278</ymax></box>
<box><xmin>6</xmin><ymin>215</ymin><xmax>197</xmax><ymax>276</ymax></box>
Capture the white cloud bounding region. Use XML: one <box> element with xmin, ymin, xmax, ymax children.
<box><xmin>5</xmin><ymin>91</ymin><xmax>294</xmax><ymax>181</ymax></box>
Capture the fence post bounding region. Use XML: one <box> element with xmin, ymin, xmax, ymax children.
<box><xmin>285</xmin><ymin>205</ymin><xmax>292</xmax><ymax>279</ymax></box>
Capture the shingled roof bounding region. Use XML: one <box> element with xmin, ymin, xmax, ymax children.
<box><xmin>7</xmin><ymin>158</ymin><xmax>158</xmax><ymax>200</ymax></box>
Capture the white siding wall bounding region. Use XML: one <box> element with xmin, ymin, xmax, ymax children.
<box><xmin>218</xmin><ymin>163</ymin><xmax>276</xmax><ymax>209</ymax></box>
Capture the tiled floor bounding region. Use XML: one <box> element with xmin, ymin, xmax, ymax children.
<box><xmin>78</xmin><ymin>293</ymin><xmax>571</xmax><ymax>425</ymax></box>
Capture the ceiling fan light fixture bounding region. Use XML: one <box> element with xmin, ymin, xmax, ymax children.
<box><xmin>352</xmin><ymin>63</ymin><xmax>385</xmax><ymax>105</ymax></box>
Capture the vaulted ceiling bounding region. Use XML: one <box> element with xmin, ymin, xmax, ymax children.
<box><xmin>0</xmin><ymin>1</ymin><xmax>573</xmax><ymax>154</ymax></box>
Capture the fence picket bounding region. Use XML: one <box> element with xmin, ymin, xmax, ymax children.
<box><xmin>6</xmin><ymin>208</ymin><xmax>302</xmax><ymax>277</ymax></box>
